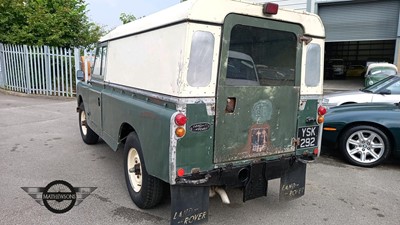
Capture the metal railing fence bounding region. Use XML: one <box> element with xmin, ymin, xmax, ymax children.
<box><xmin>0</xmin><ymin>43</ymin><xmax>80</xmax><ymax>97</ymax></box>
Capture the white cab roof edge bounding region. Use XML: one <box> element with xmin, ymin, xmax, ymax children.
<box><xmin>100</xmin><ymin>0</ymin><xmax>325</xmax><ymax>42</ymax></box>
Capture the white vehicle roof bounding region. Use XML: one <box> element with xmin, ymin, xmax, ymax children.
<box><xmin>101</xmin><ymin>0</ymin><xmax>325</xmax><ymax>42</ymax></box>
<box><xmin>366</xmin><ymin>63</ymin><xmax>398</xmax><ymax>76</ymax></box>
<box><xmin>367</xmin><ymin>63</ymin><xmax>398</xmax><ymax>70</ymax></box>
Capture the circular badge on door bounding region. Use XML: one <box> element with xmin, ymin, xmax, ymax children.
<box><xmin>251</xmin><ymin>100</ymin><xmax>272</xmax><ymax>124</ymax></box>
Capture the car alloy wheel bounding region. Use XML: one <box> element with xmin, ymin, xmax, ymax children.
<box><xmin>341</xmin><ymin>125</ymin><xmax>390</xmax><ymax>167</ymax></box>
<box><xmin>346</xmin><ymin>129</ymin><xmax>384</xmax><ymax>163</ymax></box>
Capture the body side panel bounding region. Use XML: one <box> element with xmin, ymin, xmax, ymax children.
<box><xmin>101</xmin><ymin>87</ymin><xmax>175</xmax><ymax>182</ymax></box>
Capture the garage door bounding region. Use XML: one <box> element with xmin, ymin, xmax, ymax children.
<box><xmin>319</xmin><ymin>0</ymin><xmax>400</xmax><ymax>42</ymax></box>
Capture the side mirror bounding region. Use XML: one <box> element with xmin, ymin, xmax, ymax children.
<box><xmin>76</xmin><ymin>70</ymin><xmax>84</xmax><ymax>81</ymax></box>
<box><xmin>379</xmin><ymin>89</ymin><xmax>391</xmax><ymax>95</ymax></box>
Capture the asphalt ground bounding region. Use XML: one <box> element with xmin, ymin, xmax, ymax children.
<box><xmin>1</xmin><ymin>90</ymin><xmax>400</xmax><ymax>225</ymax></box>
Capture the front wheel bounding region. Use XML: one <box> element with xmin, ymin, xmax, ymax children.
<box><xmin>340</xmin><ymin>125</ymin><xmax>390</xmax><ymax>167</ymax></box>
<box><xmin>78</xmin><ymin>102</ymin><xmax>99</xmax><ymax>145</ymax></box>
<box><xmin>124</xmin><ymin>132</ymin><xmax>164</xmax><ymax>209</ymax></box>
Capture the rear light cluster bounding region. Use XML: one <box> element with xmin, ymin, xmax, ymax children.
<box><xmin>317</xmin><ymin>106</ymin><xmax>327</xmax><ymax>124</ymax></box>
<box><xmin>177</xmin><ymin>168</ymin><xmax>185</xmax><ymax>177</ymax></box>
<box><xmin>174</xmin><ymin>113</ymin><xmax>187</xmax><ymax>138</ymax></box>
<box><xmin>174</xmin><ymin>113</ymin><xmax>187</xmax><ymax>177</ymax></box>
<box><xmin>313</xmin><ymin>148</ymin><xmax>319</xmax><ymax>156</ymax></box>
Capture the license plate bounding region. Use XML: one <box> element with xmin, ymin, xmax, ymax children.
<box><xmin>297</xmin><ymin>126</ymin><xmax>319</xmax><ymax>149</ymax></box>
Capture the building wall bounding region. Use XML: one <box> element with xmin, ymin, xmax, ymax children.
<box><xmin>312</xmin><ymin>0</ymin><xmax>400</xmax><ymax>68</ymax></box>
<box><xmin>308</xmin><ymin>0</ymin><xmax>353</xmax><ymax>13</ymax></box>
<box><xmin>247</xmin><ymin>0</ymin><xmax>400</xmax><ymax>68</ymax></box>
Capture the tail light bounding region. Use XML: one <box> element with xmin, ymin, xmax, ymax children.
<box><xmin>317</xmin><ymin>106</ymin><xmax>326</xmax><ymax>124</ymax></box>
<box><xmin>174</xmin><ymin>113</ymin><xmax>187</xmax><ymax>138</ymax></box>
<box><xmin>313</xmin><ymin>148</ymin><xmax>319</xmax><ymax>156</ymax></box>
<box><xmin>318</xmin><ymin>106</ymin><xmax>327</xmax><ymax>116</ymax></box>
<box><xmin>175</xmin><ymin>127</ymin><xmax>186</xmax><ymax>138</ymax></box>
<box><xmin>175</xmin><ymin>113</ymin><xmax>187</xmax><ymax>126</ymax></box>
<box><xmin>317</xmin><ymin>116</ymin><xmax>324</xmax><ymax>124</ymax></box>
<box><xmin>177</xmin><ymin>168</ymin><xmax>185</xmax><ymax>177</ymax></box>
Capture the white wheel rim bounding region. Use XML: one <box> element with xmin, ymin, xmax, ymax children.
<box><xmin>80</xmin><ymin>110</ymin><xmax>87</xmax><ymax>136</ymax></box>
<box><xmin>346</xmin><ymin>129</ymin><xmax>385</xmax><ymax>164</ymax></box>
<box><xmin>127</xmin><ymin>148</ymin><xmax>142</xmax><ymax>192</ymax></box>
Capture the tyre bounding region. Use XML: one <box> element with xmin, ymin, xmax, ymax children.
<box><xmin>339</xmin><ymin>125</ymin><xmax>390</xmax><ymax>167</ymax></box>
<box><xmin>78</xmin><ymin>102</ymin><xmax>99</xmax><ymax>145</ymax></box>
<box><xmin>124</xmin><ymin>132</ymin><xmax>164</xmax><ymax>209</ymax></box>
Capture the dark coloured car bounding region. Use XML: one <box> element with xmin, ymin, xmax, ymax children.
<box><xmin>322</xmin><ymin>103</ymin><xmax>400</xmax><ymax>167</ymax></box>
<box><xmin>325</xmin><ymin>59</ymin><xmax>346</xmax><ymax>79</ymax></box>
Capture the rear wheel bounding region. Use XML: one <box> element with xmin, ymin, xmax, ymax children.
<box><xmin>78</xmin><ymin>103</ymin><xmax>99</xmax><ymax>145</ymax></box>
<box><xmin>124</xmin><ymin>132</ymin><xmax>164</xmax><ymax>209</ymax></box>
<box><xmin>340</xmin><ymin>125</ymin><xmax>390</xmax><ymax>167</ymax></box>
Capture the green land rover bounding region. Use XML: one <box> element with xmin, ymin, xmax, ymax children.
<box><xmin>76</xmin><ymin>0</ymin><xmax>326</xmax><ymax>224</ymax></box>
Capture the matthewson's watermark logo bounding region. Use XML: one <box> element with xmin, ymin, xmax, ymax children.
<box><xmin>21</xmin><ymin>180</ymin><xmax>96</xmax><ymax>214</ymax></box>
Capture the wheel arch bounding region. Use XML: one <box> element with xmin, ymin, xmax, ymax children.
<box><xmin>337</xmin><ymin>121</ymin><xmax>395</xmax><ymax>154</ymax></box>
<box><xmin>77</xmin><ymin>95</ymin><xmax>83</xmax><ymax>107</ymax></box>
<box><xmin>339</xmin><ymin>102</ymin><xmax>357</xmax><ymax>106</ymax></box>
<box><xmin>119</xmin><ymin>122</ymin><xmax>137</xmax><ymax>148</ymax></box>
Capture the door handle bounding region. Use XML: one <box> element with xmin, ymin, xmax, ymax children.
<box><xmin>97</xmin><ymin>97</ymin><xmax>101</xmax><ymax>106</ymax></box>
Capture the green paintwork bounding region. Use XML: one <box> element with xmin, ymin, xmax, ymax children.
<box><xmin>215</xmin><ymin>86</ymin><xmax>300</xmax><ymax>163</ymax></box>
<box><xmin>86</xmin><ymin>78</ymin><xmax>103</xmax><ymax>135</ymax></box>
<box><xmin>297</xmin><ymin>99</ymin><xmax>319</xmax><ymax>128</ymax></box>
<box><xmin>214</xmin><ymin>14</ymin><xmax>304</xmax><ymax>164</ymax></box>
<box><xmin>322</xmin><ymin>103</ymin><xmax>400</xmax><ymax>156</ymax></box>
<box><xmin>77</xmin><ymin>82</ymin><xmax>175</xmax><ymax>182</ymax></box>
<box><xmin>176</xmin><ymin>103</ymin><xmax>215</xmax><ymax>173</ymax></box>
<box><xmin>296</xmin><ymin>99</ymin><xmax>320</xmax><ymax>155</ymax></box>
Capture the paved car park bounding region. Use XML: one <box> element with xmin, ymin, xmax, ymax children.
<box><xmin>1</xmin><ymin>91</ymin><xmax>400</xmax><ymax>225</ymax></box>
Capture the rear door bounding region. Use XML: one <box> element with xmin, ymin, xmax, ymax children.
<box><xmin>214</xmin><ymin>14</ymin><xmax>303</xmax><ymax>163</ymax></box>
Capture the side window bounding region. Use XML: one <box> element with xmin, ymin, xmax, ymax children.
<box><xmin>187</xmin><ymin>31</ymin><xmax>214</xmax><ymax>87</ymax></box>
<box><xmin>305</xmin><ymin>44</ymin><xmax>321</xmax><ymax>87</ymax></box>
<box><xmin>92</xmin><ymin>46</ymin><xmax>107</xmax><ymax>77</ymax></box>
<box><xmin>227</xmin><ymin>25</ymin><xmax>298</xmax><ymax>86</ymax></box>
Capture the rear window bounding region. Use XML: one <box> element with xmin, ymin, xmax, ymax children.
<box><xmin>227</xmin><ymin>24</ymin><xmax>298</xmax><ymax>86</ymax></box>
<box><xmin>227</xmin><ymin>57</ymin><xmax>257</xmax><ymax>81</ymax></box>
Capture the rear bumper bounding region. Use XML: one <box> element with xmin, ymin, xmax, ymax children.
<box><xmin>175</xmin><ymin>155</ymin><xmax>308</xmax><ymax>187</ymax></box>
<box><xmin>170</xmin><ymin>155</ymin><xmax>309</xmax><ymax>225</ymax></box>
